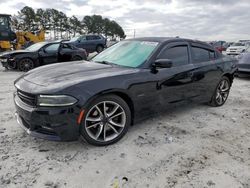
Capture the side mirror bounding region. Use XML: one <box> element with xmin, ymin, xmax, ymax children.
<box><xmin>153</xmin><ymin>59</ymin><xmax>173</xmax><ymax>68</ymax></box>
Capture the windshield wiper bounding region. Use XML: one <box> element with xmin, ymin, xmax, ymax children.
<box><xmin>94</xmin><ymin>60</ymin><xmax>115</xmax><ymax>65</ymax></box>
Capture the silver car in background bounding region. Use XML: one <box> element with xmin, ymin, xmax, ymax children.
<box><xmin>237</xmin><ymin>47</ymin><xmax>250</xmax><ymax>75</ymax></box>
<box><xmin>226</xmin><ymin>42</ymin><xmax>248</xmax><ymax>55</ymax></box>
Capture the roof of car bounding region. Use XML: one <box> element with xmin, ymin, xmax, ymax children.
<box><xmin>128</xmin><ymin>37</ymin><xmax>208</xmax><ymax>45</ymax></box>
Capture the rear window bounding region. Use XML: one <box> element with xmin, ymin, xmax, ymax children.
<box><xmin>192</xmin><ymin>46</ymin><xmax>215</xmax><ymax>63</ymax></box>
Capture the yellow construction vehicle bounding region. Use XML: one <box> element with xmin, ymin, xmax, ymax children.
<box><xmin>14</xmin><ymin>29</ymin><xmax>45</xmax><ymax>49</ymax></box>
<box><xmin>0</xmin><ymin>14</ymin><xmax>15</xmax><ymax>51</ymax></box>
<box><xmin>0</xmin><ymin>14</ymin><xmax>45</xmax><ymax>51</ymax></box>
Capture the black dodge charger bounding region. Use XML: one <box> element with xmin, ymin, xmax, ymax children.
<box><xmin>0</xmin><ymin>41</ymin><xmax>87</xmax><ymax>71</ymax></box>
<box><xmin>14</xmin><ymin>37</ymin><xmax>237</xmax><ymax>146</ymax></box>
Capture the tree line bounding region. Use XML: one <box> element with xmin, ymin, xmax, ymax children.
<box><xmin>11</xmin><ymin>6</ymin><xmax>126</xmax><ymax>40</ymax></box>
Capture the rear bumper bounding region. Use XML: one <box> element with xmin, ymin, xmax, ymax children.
<box><xmin>14</xmin><ymin>93</ymin><xmax>81</xmax><ymax>141</ymax></box>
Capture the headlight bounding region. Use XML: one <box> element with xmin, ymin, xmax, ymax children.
<box><xmin>37</xmin><ymin>95</ymin><xmax>78</xmax><ymax>107</ymax></box>
<box><xmin>9</xmin><ymin>57</ymin><xmax>15</xmax><ymax>61</ymax></box>
<box><xmin>0</xmin><ymin>58</ymin><xmax>7</xmax><ymax>62</ymax></box>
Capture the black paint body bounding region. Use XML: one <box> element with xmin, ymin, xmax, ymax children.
<box><xmin>14</xmin><ymin>38</ymin><xmax>237</xmax><ymax>141</ymax></box>
<box><xmin>0</xmin><ymin>42</ymin><xmax>87</xmax><ymax>69</ymax></box>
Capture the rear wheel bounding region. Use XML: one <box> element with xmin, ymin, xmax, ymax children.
<box><xmin>18</xmin><ymin>58</ymin><xmax>34</xmax><ymax>72</ymax></box>
<box><xmin>80</xmin><ymin>95</ymin><xmax>131</xmax><ymax>146</ymax></box>
<box><xmin>209</xmin><ymin>76</ymin><xmax>231</xmax><ymax>107</ymax></box>
<box><xmin>96</xmin><ymin>45</ymin><xmax>104</xmax><ymax>53</ymax></box>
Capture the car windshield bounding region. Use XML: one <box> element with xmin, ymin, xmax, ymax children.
<box><xmin>92</xmin><ymin>40</ymin><xmax>159</xmax><ymax>68</ymax></box>
<box><xmin>232</xmin><ymin>42</ymin><xmax>245</xmax><ymax>47</ymax></box>
<box><xmin>26</xmin><ymin>42</ymin><xmax>48</xmax><ymax>51</ymax></box>
<box><xmin>69</xmin><ymin>37</ymin><xmax>79</xmax><ymax>42</ymax></box>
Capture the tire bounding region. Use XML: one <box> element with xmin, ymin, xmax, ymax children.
<box><xmin>80</xmin><ymin>95</ymin><xmax>131</xmax><ymax>146</ymax></box>
<box><xmin>72</xmin><ymin>55</ymin><xmax>82</xmax><ymax>61</ymax></box>
<box><xmin>209</xmin><ymin>76</ymin><xmax>231</xmax><ymax>107</ymax></box>
<box><xmin>96</xmin><ymin>45</ymin><xmax>104</xmax><ymax>53</ymax></box>
<box><xmin>18</xmin><ymin>58</ymin><xmax>34</xmax><ymax>72</ymax></box>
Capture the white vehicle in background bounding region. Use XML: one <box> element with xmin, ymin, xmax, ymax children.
<box><xmin>226</xmin><ymin>42</ymin><xmax>248</xmax><ymax>55</ymax></box>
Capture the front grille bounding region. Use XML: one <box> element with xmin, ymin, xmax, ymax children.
<box><xmin>36</xmin><ymin>126</ymin><xmax>57</xmax><ymax>136</ymax></box>
<box><xmin>17</xmin><ymin>90</ymin><xmax>36</xmax><ymax>107</ymax></box>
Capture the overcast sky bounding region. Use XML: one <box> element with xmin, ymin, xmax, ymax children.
<box><xmin>0</xmin><ymin>0</ymin><xmax>250</xmax><ymax>41</ymax></box>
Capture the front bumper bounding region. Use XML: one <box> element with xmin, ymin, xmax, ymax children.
<box><xmin>226</xmin><ymin>51</ymin><xmax>242</xmax><ymax>55</ymax></box>
<box><xmin>0</xmin><ymin>58</ymin><xmax>16</xmax><ymax>68</ymax></box>
<box><xmin>0</xmin><ymin>59</ymin><xmax>8</xmax><ymax>68</ymax></box>
<box><xmin>14</xmin><ymin>93</ymin><xmax>81</xmax><ymax>141</ymax></box>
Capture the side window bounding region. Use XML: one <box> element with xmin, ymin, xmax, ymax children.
<box><xmin>158</xmin><ymin>45</ymin><xmax>189</xmax><ymax>67</ymax></box>
<box><xmin>80</xmin><ymin>36</ymin><xmax>86</xmax><ymax>42</ymax></box>
<box><xmin>209</xmin><ymin>51</ymin><xmax>216</xmax><ymax>60</ymax></box>
<box><xmin>191</xmin><ymin>47</ymin><xmax>211</xmax><ymax>63</ymax></box>
<box><xmin>86</xmin><ymin>36</ymin><xmax>94</xmax><ymax>40</ymax></box>
<box><xmin>93</xmin><ymin>36</ymin><xmax>101</xmax><ymax>40</ymax></box>
<box><xmin>61</xmin><ymin>43</ymin><xmax>72</xmax><ymax>51</ymax></box>
<box><xmin>44</xmin><ymin>43</ymin><xmax>60</xmax><ymax>53</ymax></box>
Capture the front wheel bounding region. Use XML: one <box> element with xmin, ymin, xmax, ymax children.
<box><xmin>209</xmin><ymin>76</ymin><xmax>231</xmax><ymax>107</ymax></box>
<box><xmin>80</xmin><ymin>95</ymin><xmax>131</xmax><ymax>146</ymax></box>
<box><xmin>18</xmin><ymin>58</ymin><xmax>34</xmax><ymax>72</ymax></box>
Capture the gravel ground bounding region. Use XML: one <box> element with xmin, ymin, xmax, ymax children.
<box><xmin>0</xmin><ymin>67</ymin><xmax>250</xmax><ymax>188</ymax></box>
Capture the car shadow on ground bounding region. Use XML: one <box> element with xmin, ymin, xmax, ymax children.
<box><xmin>25</xmin><ymin>100</ymin><xmax>205</xmax><ymax>152</ymax></box>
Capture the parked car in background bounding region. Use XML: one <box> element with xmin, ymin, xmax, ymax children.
<box><xmin>212</xmin><ymin>41</ymin><xmax>229</xmax><ymax>53</ymax></box>
<box><xmin>68</xmin><ymin>34</ymin><xmax>107</xmax><ymax>53</ymax></box>
<box><xmin>0</xmin><ymin>41</ymin><xmax>87</xmax><ymax>71</ymax></box>
<box><xmin>14</xmin><ymin>37</ymin><xmax>237</xmax><ymax>146</ymax></box>
<box><xmin>236</xmin><ymin>47</ymin><xmax>250</xmax><ymax>76</ymax></box>
<box><xmin>226</xmin><ymin>42</ymin><xmax>248</xmax><ymax>55</ymax></box>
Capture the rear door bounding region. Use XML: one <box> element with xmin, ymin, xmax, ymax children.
<box><xmin>58</xmin><ymin>43</ymin><xmax>74</xmax><ymax>62</ymax></box>
<box><xmin>155</xmin><ymin>42</ymin><xmax>197</xmax><ymax>104</ymax></box>
<box><xmin>189</xmin><ymin>43</ymin><xmax>223</xmax><ymax>102</ymax></box>
<box><xmin>39</xmin><ymin>43</ymin><xmax>60</xmax><ymax>65</ymax></box>
<box><xmin>85</xmin><ymin>35</ymin><xmax>97</xmax><ymax>52</ymax></box>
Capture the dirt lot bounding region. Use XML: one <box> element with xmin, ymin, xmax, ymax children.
<box><xmin>0</xmin><ymin>67</ymin><xmax>250</xmax><ymax>188</ymax></box>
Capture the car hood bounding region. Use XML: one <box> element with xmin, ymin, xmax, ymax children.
<box><xmin>17</xmin><ymin>61</ymin><xmax>138</xmax><ymax>89</ymax></box>
<box><xmin>0</xmin><ymin>50</ymin><xmax>31</xmax><ymax>57</ymax></box>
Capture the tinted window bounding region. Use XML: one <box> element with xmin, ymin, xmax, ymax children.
<box><xmin>192</xmin><ymin>47</ymin><xmax>211</xmax><ymax>63</ymax></box>
<box><xmin>93</xmin><ymin>36</ymin><xmax>101</xmax><ymax>40</ymax></box>
<box><xmin>158</xmin><ymin>45</ymin><xmax>189</xmax><ymax>66</ymax></box>
<box><xmin>86</xmin><ymin>36</ymin><xmax>95</xmax><ymax>40</ymax></box>
<box><xmin>61</xmin><ymin>43</ymin><xmax>72</xmax><ymax>51</ymax></box>
<box><xmin>45</xmin><ymin>43</ymin><xmax>60</xmax><ymax>53</ymax></box>
<box><xmin>80</xmin><ymin>36</ymin><xmax>86</xmax><ymax>42</ymax></box>
<box><xmin>209</xmin><ymin>51</ymin><xmax>216</xmax><ymax>59</ymax></box>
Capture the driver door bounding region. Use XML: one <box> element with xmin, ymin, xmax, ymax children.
<box><xmin>39</xmin><ymin>43</ymin><xmax>60</xmax><ymax>65</ymax></box>
<box><xmin>155</xmin><ymin>42</ymin><xmax>197</xmax><ymax>104</ymax></box>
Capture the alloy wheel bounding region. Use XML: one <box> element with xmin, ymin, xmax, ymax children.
<box><xmin>84</xmin><ymin>101</ymin><xmax>126</xmax><ymax>142</ymax></box>
<box><xmin>215</xmin><ymin>79</ymin><xmax>230</xmax><ymax>105</ymax></box>
<box><xmin>19</xmin><ymin>59</ymin><xmax>34</xmax><ymax>71</ymax></box>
